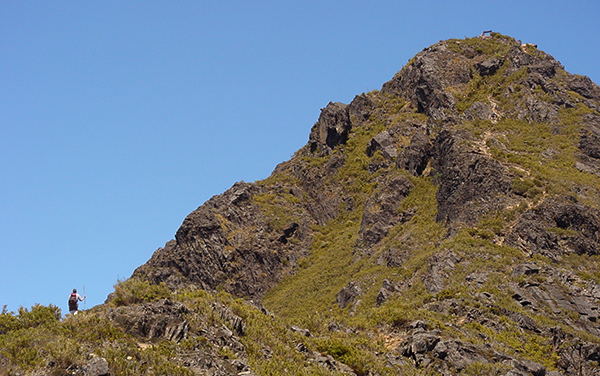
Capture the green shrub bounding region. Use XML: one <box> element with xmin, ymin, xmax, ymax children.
<box><xmin>0</xmin><ymin>305</ymin><xmax>85</xmax><ymax>373</ymax></box>
<box><xmin>447</xmin><ymin>33</ymin><xmax>516</xmax><ymax>58</ymax></box>
<box><xmin>111</xmin><ymin>278</ymin><xmax>171</xmax><ymax>307</ymax></box>
<box><xmin>461</xmin><ymin>362</ymin><xmax>510</xmax><ymax>375</ymax></box>
<box><xmin>60</xmin><ymin>313</ymin><xmax>125</xmax><ymax>343</ymax></box>
<box><xmin>511</xmin><ymin>178</ymin><xmax>536</xmax><ymax>196</ymax></box>
<box><xmin>0</xmin><ymin>306</ymin><xmax>20</xmax><ymax>334</ymax></box>
<box><xmin>314</xmin><ymin>336</ymin><xmax>381</xmax><ymax>376</ymax></box>
<box><xmin>0</xmin><ymin>328</ymin><xmax>43</xmax><ymax>370</ymax></box>
<box><xmin>16</xmin><ymin>304</ymin><xmax>61</xmax><ymax>329</ymax></box>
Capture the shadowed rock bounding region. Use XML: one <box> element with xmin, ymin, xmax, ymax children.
<box><xmin>309</xmin><ymin>102</ymin><xmax>352</xmax><ymax>154</ymax></box>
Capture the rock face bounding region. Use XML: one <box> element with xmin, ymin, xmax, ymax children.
<box><xmin>356</xmin><ymin>174</ymin><xmax>414</xmax><ymax>249</ymax></box>
<box><xmin>395</xmin><ymin>320</ymin><xmax>550</xmax><ymax>376</ymax></box>
<box><xmin>398</xmin><ymin>131</ymin><xmax>432</xmax><ymax>176</ymax></box>
<box><xmin>336</xmin><ymin>282</ymin><xmax>363</xmax><ymax>309</ymax></box>
<box><xmin>13</xmin><ymin>32</ymin><xmax>600</xmax><ymax>376</ymax></box>
<box><xmin>506</xmin><ymin>196</ymin><xmax>600</xmax><ymax>259</ymax></box>
<box><xmin>367</xmin><ymin>130</ymin><xmax>398</xmax><ymax>160</ymax></box>
<box><xmin>421</xmin><ymin>250</ymin><xmax>462</xmax><ymax>294</ymax></box>
<box><xmin>106</xmin><ymin>299</ymin><xmax>190</xmax><ymax>342</ymax></box>
<box><xmin>309</xmin><ymin>102</ymin><xmax>352</xmax><ymax>154</ymax></box>
<box><xmin>381</xmin><ymin>41</ymin><xmax>464</xmax><ymax>121</ymax></box>
<box><xmin>577</xmin><ymin>113</ymin><xmax>600</xmax><ymax>176</ymax></box>
<box><xmin>432</xmin><ymin>129</ymin><xmax>514</xmax><ymax>228</ymax></box>
<box><xmin>133</xmin><ymin>91</ymin><xmax>375</xmax><ymax>301</ymax></box>
<box><xmin>133</xmin><ymin>181</ymin><xmax>312</xmax><ymax>299</ymax></box>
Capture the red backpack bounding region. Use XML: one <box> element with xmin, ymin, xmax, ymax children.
<box><xmin>68</xmin><ymin>293</ymin><xmax>78</xmax><ymax>310</ymax></box>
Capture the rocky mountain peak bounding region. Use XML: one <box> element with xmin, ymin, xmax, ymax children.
<box><xmin>135</xmin><ymin>32</ymin><xmax>600</xmax><ymax>298</ymax></box>
<box><xmin>127</xmin><ymin>33</ymin><xmax>600</xmax><ymax>375</ymax></box>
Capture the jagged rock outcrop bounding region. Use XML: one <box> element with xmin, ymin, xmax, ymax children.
<box><xmin>398</xmin><ymin>131</ymin><xmax>432</xmax><ymax>176</ymax></box>
<box><xmin>462</xmin><ymin>101</ymin><xmax>495</xmax><ymax>122</ymax></box>
<box><xmin>506</xmin><ymin>195</ymin><xmax>600</xmax><ymax>259</ymax></box>
<box><xmin>308</xmin><ymin>93</ymin><xmax>375</xmax><ymax>154</ymax></box>
<box><xmin>12</xmin><ymin>32</ymin><xmax>600</xmax><ymax>376</ymax></box>
<box><xmin>577</xmin><ymin>113</ymin><xmax>600</xmax><ymax>176</ymax></box>
<box><xmin>381</xmin><ymin>42</ymin><xmax>464</xmax><ymax>121</ymax></box>
<box><xmin>106</xmin><ymin>299</ymin><xmax>190</xmax><ymax>342</ymax></box>
<box><xmin>507</xmin><ymin>262</ymin><xmax>600</xmax><ymax>333</ymax></box>
<box><xmin>421</xmin><ymin>250</ymin><xmax>462</xmax><ymax>294</ymax></box>
<box><xmin>366</xmin><ymin>130</ymin><xmax>398</xmax><ymax>161</ymax></box>
<box><xmin>133</xmin><ymin>93</ymin><xmax>376</xmax><ymax>301</ymax></box>
<box><xmin>309</xmin><ymin>102</ymin><xmax>352</xmax><ymax>154</ymax></box>
<box><xmin>132</xmin><ymin>181</ymin><xmax>314</xmax><ymax>299</ymax></box>
<box><xmin>396</xmin><ymin>321</ymin><xmax>547</xmax><ymax>376</ymax></box>
<box><xmin>475</xmin><ymin>57</ymin><xmax>503</xmax><ymax>77</ymax></box>
<box><xmin>105</xmin><ymin>299</ymin><xmax>256</xmax><ymax>375</ymax></box>
<box><xmin>336</xmin><ymin>282</ymin><xmax>363</xmax><ymax>309</ymax></box>
<box><xmin>135</xmin><ymin>34</ymin><xmax>600</xmax><ymax>301</ymax></box>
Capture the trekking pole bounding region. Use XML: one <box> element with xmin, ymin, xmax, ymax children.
<box><xmin>83</xmin><ymin>284</ymin><xmax>86</xmax><ymax>311</ymax></box>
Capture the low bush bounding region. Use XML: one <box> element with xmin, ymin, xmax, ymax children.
<box><xmin>111</xmin><ymin>278</ymin><xmax>171</xmax><ymax>307</ymax></box>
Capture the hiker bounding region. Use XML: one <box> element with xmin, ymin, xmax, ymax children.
<box><xmin>68</xmin><ymin>288</ymin><xmax>86</xmax><ymax>315</ymax></box>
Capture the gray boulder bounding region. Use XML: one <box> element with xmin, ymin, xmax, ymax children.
<box><xmin>336</xmin><ymin>282</ymin><xmax>362</xmax><ymax>309</ymax></box>
<box><xmin>85</xmin><ymin>357</ymin><xmax>109</xmax><ymax>376</ymax></box>
<box><xmin>367</xmin><ymin>130</ymin><xmax>398</xmax><ymax>159</ymax></box>
<box><xmin>475</xmin><ymin>57</ymin><xmax>503</xmax><ymax>76</ymax></box>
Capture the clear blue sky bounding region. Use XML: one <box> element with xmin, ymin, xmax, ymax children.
<box><xmin>2</xmin><ymin>1</ymin><xmax>599</xmax><ymax>314</ymax></box>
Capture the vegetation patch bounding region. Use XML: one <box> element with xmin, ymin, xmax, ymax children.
<box><xmin>111</xmin><ymin>278</ymin><xmax>171</xmax><ymax>307</ymax></box>
<box><xmin>447</xmin><ymin>33</ymin><xmax>516</xmax><ymax>58</ymax></box>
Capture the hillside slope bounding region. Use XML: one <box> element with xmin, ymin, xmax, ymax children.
<box><xmin>3</xmin><ymin>33</ymin><xmax>600</xmax><ymax>376</ymax></box>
